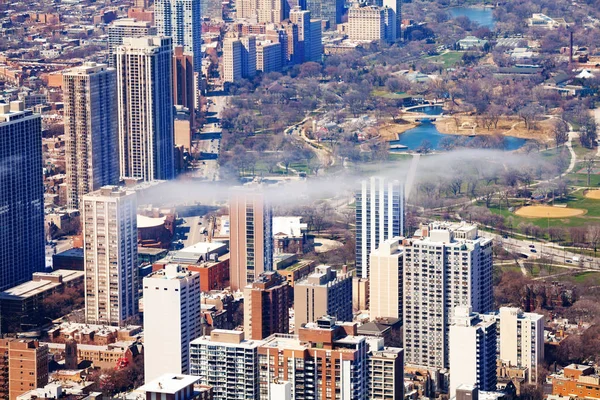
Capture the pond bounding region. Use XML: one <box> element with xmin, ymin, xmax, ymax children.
<box><xmin>449</xmin><ymin>6</ymin><xmax>495</xmax><ymax>28</ymax></box>
<box><xmin>391</xmin><ymin>106</ymin><xmax>527</xmax><ymax>151</ymax></box>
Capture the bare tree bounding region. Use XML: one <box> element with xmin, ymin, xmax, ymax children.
<box><xmin>587</xmin><ymin>225</ymin><xmax>600</xmax><ymax>256</ymax></box>
<box><xmin>553</xmin><ymin>119</ymin><xmax>569</xmax><ymax>151</ymax></box>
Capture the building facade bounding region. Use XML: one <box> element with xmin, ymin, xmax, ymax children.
<box><xmin>229</xmin><ymin>191</ymin><xmax>273</xmax><ymax>291</ymax></box>
<box><xmin>449</xmin><ymin>306</ymin><xmax>497</xmax><ymax>398</ymax></box>
<box><xmin>222</xmin><ymin>37</ymin><xmax>242</xmax><ymax>83</ymax></box>
<box><xmin>173</xmin><ymin>46</ymin><xmax>196</xmax><ymax>127</ymax></box>
<box><xmin>294</xmin><ymin>265</ymin><xmax>352</xmax><ymax>331</ymax></box>
<box><xmin>243</xmin><ymin>271</ymin><xmax>290</xmax><ymax>340</ymax></box>
<box><xmin>83</xmin><ymin>186</ymin><xmax>138</xmax><ymax>326</ymax></box>
<box><xmin>403</xmin><ymin>222</ymin><xmax>493</xmax><ymax>369</ymax></box>
<box><xmin>155</xmin><ymin>0</ymin><xmax>202</xmax><ymax>72</ymax></box>
<box><xmin>256</xmin><ymin>42</ymin><xmax>282</xmax><ymax>73</ymax></box>
<box><xmin>348</xmin><ymin>5</ymin><xmax>387</xmax><ymax>42</ymax></box>
<box><xmin>0</xmin><ymin>339</ymin><xmax>49</xmax><ymax>400</ymax></box>
<box><xmin>190</xmin><ymin>330</ymin><xmax>261</xmax><ymax>400</ymax></box>
<box><xmin>116</xmin><ymin>36</ymin><xmax>175</xmax><ymax>181</ymax></box>
<box><xmin>107</xmin><ymin>18</ymin><xmax>156</xmax><ymax>68</ymax></box>
<box><xmin>483</xmin><ymin>307</ymin><xmax>544</xmax><ymax>384</ymax></box>
<box><xmin>306</xmin><ymin>0</ymin><xmax>344</xmax><ymax>29</ymax></box>
<box><xmin>368</xmin><ymin>342</ymin><xmax>404</xmax><ymax>400</ymax></box>
<box><xmin>0</xmin><ymin>101</ymin><xmax>44</xmax><ymax>292</ymax></box>
<box><xmin>63</xmin><ymin>63</ymin><xmax>119</xmax><ymax>209</ymax></box>
<box><xmin>258</xmin><ymin>317</ymin><xmax>368</xmax><ymax>400</ymax></box>
<box><xmin>383</xmin><ymin>0</ymin><xmax>401</xmax><ymax>40</ymax></box>
<box><xmin>143</xmin><ymin>264</ymin><xmax>201</xmax><ymax>382</ymax></box>
<box><xmin>355</xmin><ymin>177</ymin><xmax>404</xmax><ymax>279</ymax></box>
<box><xmin>369</xmin><ymin>237</ymin><xmax>403</xmax><ymax>321</ymax></box>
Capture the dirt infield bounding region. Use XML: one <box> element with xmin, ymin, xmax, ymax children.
<box><xmin>585</xmin><ymin>190</ymin><xmax>600</xmax><ymax>199</ymax></box>
<box><xmin>515</xmin><ymin>206</ymin><xmax>586</xmax><ymax>218</ymax></box>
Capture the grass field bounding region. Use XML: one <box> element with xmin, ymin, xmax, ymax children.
<box><xmin>427</xmin><ymin>51</ymin><xmax>464</xmax><ymax>67</ymax></box>
<box><xmin>567</xmin><ymin>173</ymin><xmax>600</xmax><ymax>187</ymax></box>
<box><xmin>371</xmin><ymin>90</ymin><xmax>412</xmax><ymax>100</ymax></box>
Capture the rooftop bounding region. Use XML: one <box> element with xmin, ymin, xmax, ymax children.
<box><xmin>137</xmin><ymin>214</ymin><xmax>166</xmax><ymax>229</ymax></box>
<box><xmin>0</xmin><ymin>270</ymin><xmax>83</xmax><ymax>300</ymax></box>
<box><xmin>137</xmin><ymin>374</ymin><xmax>199</xmax><ymax>394</ymax></box>
<box><xmin>53</xmin><ymin>247</ymin><xmax>84</xmax><ymax>258</ymax></box>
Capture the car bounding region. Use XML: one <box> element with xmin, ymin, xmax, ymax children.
<box><xmin>528</xmin><ymin>244</ymin><xmax>535</xmax><ymax>248</ymax></box>
<box><xmin>502</xmin><ymin>235</ymin><xmax>508</xmax><ymax>239</ymax></box>
<box><xmin>587</xmin><ymin>258</ymin><xmax>593</xmax><ymax>261</ymax></box>
<box><xmin>530</xmin><ymin>248</ymin><xmax>537</xmax><ymax>253</ymax></box>
<box><xmin>566</xmin><ymin>259</ymin><xmax>573</xmax><ymax>263</ymax></box>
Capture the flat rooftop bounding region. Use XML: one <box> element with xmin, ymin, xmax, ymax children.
<box><xmin>0</xmin><ymin>270</ymin><xmax>83</xmax><ymax>300</ymax></box>
<box><xmin>53</xmin><ymin>248</ymin><xmax>84</xmax><ymax>258</ymax></box>
<box><xmin>137</xmin><ymin>374</ymin><xmax>200</xmax><ymax>394</ymax></box>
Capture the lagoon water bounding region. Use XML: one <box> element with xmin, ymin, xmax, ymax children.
<box><xmin>391</xmin><ymin>106</ymin><xmax>527</xmax><ymax>151</ymax></box>
<box><xmin>449</xmin><ymin>6</ymin><xmax>495</xmax><ymax>28</ymax></box>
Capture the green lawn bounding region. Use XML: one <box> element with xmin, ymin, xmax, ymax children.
<box><xmin>427</xmin><ymin>51</ymin><xmax>463</xmax><ymax>68</ymax></box>
<box><xmin>566</xmin><ymin>173</ymin><xmax>600</xmax><ymax>188</ymax></box>
<box><xmin>569</xmin><ymin>271</ymin><xmax>600</xmax><ymax>285</ymax></box>
<box><xmin>371</xmin><ymin>90</ymin><xmax>412</xmax><ymax>100</ymax></box>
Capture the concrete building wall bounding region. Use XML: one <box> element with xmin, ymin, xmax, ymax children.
<box><xmin>369</xmin><ymin>238</ymin><xmax>402</xmax><ymax>320</ymax></box>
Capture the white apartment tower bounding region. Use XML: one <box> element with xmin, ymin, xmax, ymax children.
<box><xmin>116</xmin><ymin>36</ymin><xmax>175</xmax><ymax>182</ymax></box>
<box><xmin>143</xmin><ymin>264</ymin><xmax>201</xmax><ymax>382</ymax></box>
<box><xmin>369</xmin><ymin>237</ymin><xmax>403</xmax><ymax>321</ymax></box>
<box><xmin>223</xmin><ymin>36</ymin><xmax>256</xmax><ymax>83</ymax></box>
<box><xmin>83</xmin><ymin>186</ymin><xmax>138</xmax><ymax>326</ymax></box>
<box><xmin>449</xmin><ymin>306</ymin><xmax>497</xmax><ymax>398</ymax></box>
<box><xmin>223</xmin><ymin>37</ymin><xmax>242</xmax><ymax>83</ymax></box>
<box><xmin>403</xmin><ymin>222</ymin><xmax>493</xmax><ymax>369</ymax></box>
<box><xmin>355</xmin><ymin>177</ymin><xmax>404</xmax><ymax>279</ymax></box>
<box><xmin>0</xmin><ymin>101</ymin><xmax>44</xmax><ymax>291</ymax></box>
<box><xmin>63</xmin><ymin>63</ymin><xmax>119</xmax><ymax>209</ymax></box>
<box><xmin>155</xmin><ymin>0</ymin><xmax>202</xmax><ymax>72</ymax></box>
<box><xmin>483</xmin><ymin>307</ymin><xmax>545</xmax><ymax>384</ymax></box>
<box><xmin>190</xmin><ymin>330</ymin><xmax>262</xmax><ymax>400</ymax></box>
<box><xmin>348</xmin><ymin>5</ymin><xmax>387</xmax><ymax>42</ymax></box>
<box><xmin>107</xmin><ymin>19</ymin><xmax>156</xmax><ymax>68</ymax></box>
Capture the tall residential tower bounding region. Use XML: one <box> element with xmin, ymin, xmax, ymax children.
<box><xmin>116</xmin><ymin>36</ymin><xmax>175</xmax><ymax>181</ymax></box>
<box><xmin>0</xmin><ymin>102</ymin><xmax>44</xmax><ymax>291</ymax></box>
<box><xmin>83</xmin><ymin>186</ymin><xmax>138</xmax><ymax>326</ymax></box>
<box><xmin>229</xmin><ymin>190</ymin><xmax>273</xmax><ymax>291</ymax></box>
<box><xmin>63</xmin><ymin>62</ymin><xmax>119</xmax><ymax>209</ymax></box>
<box><xmin>155</xmin><ymin>0</ymin><xmax>202</xmax><ymax>72</ymax></box>
<box><xmin>355</xmin><ymin>177</ymin><xmax>404</xmax><ymax>279</ymax></box>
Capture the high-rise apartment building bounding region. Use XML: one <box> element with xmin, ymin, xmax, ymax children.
<box><xmin>369</xmin><ymin>237</ymin><xmax>403</xmax><ymax>321</ymax></box>
<box><xmin>355</xmin><ymin>177</ymin><xmax>404</xmax><ymax>279</ymax></box>
<box><xmin>83</xmin><ymin>186</ymin><xmax>138</xmax><ymax>326</ymax></box>
<box><xmin>294</xmin><ymin>265</ymin><xmax>352</xmax><ymax>331</ymax></box>
<box><xmin>368</xmin><ymin>340</ymin><xmax>404</xmax><ymax>400</ymax></box>
<box><xmin>143</xmin><ymin>264</ymin><xmax>201</xmax><ymax>382</ymax></box>
<box><xmin>0</xmin><ymin>339</ymin><xmax>49</xmax><ymax>400</ymax></box>
<box><xmin>229</xmin><ymin>191</ymin><xmax>273</xmax><ymax>291</ymax></box>
<box><xmin>266</xmin><ymin>28</ymin><xmax>289</xmax><ymax>67</ymax></box>
<box><xmin>155</xmin><ymin>0</ymin><xmax>202</xmax><ymax>72</ymax></box>
<box><xmin>116</xmin><ymin>36</ymin><xmax>175</xmax><ymax>181</ymax></box>
<box><xmin>449</xmin><ymin>306</ymin><xmax>497</xmax><ymax>398</ymax></box>
<box><xmin>173</xmin><ymin>46</ymin><xmax>196</xmax><ymax>127</ymax></box>
<box><xmin>241</xmin><ymin>36</ymin><xmax>257</xmax><ymax>78</ymax></box>
<box><xmin>348</xmin><ymin>5</ymin><xmax>387</xmax><ymax>42</ymax></box>
<box><xmin>289</xmin><ymin>7</ymin><xmax>310</xmax><ymax>62</ymax></box>
<box><xmin>237</xmin><ymin>0</ymin><xmax>258</xmax><ymax>19</ymax></box>
<box><xmin>223</xmin><ymin>37</ymin><xmax>242</xmax><ymax>83</ymax></box>
<box><xmin>256</xmin><ymin>42</ymin><xmax>283</xmax><ymax>73</ymax></box>
<box><xmin>107</xmin><ymin>18</ymin><xmax>156</xmax><ymax>68</ymax></box>
<box><xmin>306</xmin><ymin>0</ymin><xmax>344</xmax><ymax>29</ymax></box>
<box><xmin>257</xmin><ymin>0</ymin><xmax>284</xmax><ymax>23</ymax></box>
<box><xmin>0</xmin><ymin>101</ymin><xmax>44</xmax><ymax>291</ymax></box>
<box><xmin>383</xmin><ymin>0</ymin><xmax>401</xmax><ymax>40</ymax></box>
<box><xmin>223</xmin><ymin>36</ymin><xmax>256</xmax><ymax>83</ymax></box>
<box><xmin>403</xmin><ymin>222</ymin><xmax>493</xmax><ymax>369</ymax></box>
<box><xmin>308</xmin><ymin>20</ymin><xmax>323</xmax><ymax>62</ymax></box>
<box><xmin>63</xmin><ymin>63</ymin><xmax>119</xmax><ymax>209</ymax></box>
<box><xmin>258</xmin><ymin>317</ymin><xmax>368</xmax><ymax>400</ymax></box>
<box><xmin>190</xmin><ymin>330</ymin><xmax>262</xmax><ymax>400</ymax></box>
<box><xmin>243</xmin><ymin>271</ymin><xmax>290</xmax><ymax>340</ymax></box>
<box><xmin>482</xmin><ymin>307</ymin><xmax>544</xmax><ymax>384</ymax></box>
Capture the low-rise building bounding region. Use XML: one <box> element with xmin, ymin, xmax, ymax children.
<box><xmin>45</xmin><ymin>341</ymin><xmax>142</xmax><ymax>370</ymax></box>
<box><xmin>128</xmin><ymin>374</ymin><xmax>212</xmax><ymax>400</ymax></box>
<box><xmin>0</xmin><ymin>270</ymin><xmax>84</xmax><ymax>333</ymax></box>
<box><xmin>551</xmin><ymin>364</ymin><xmax>600</xmax><ymax>399</ymax></box>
